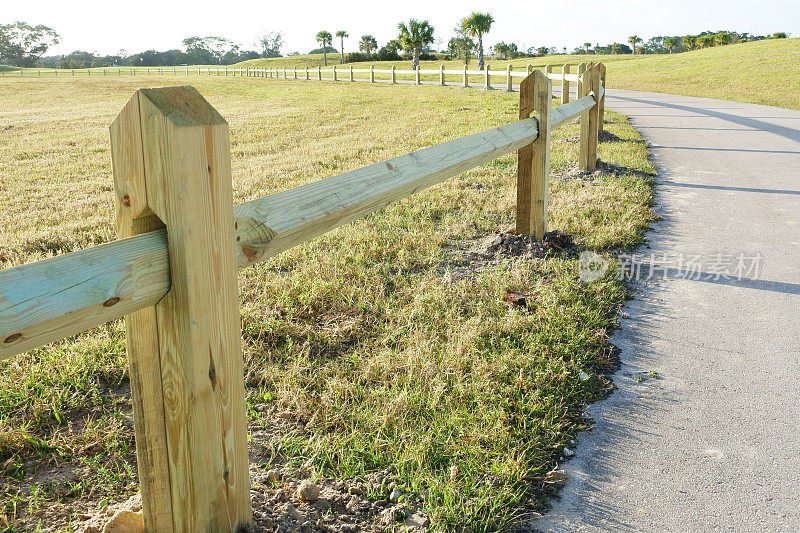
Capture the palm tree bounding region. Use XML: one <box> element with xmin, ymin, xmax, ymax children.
<box><xmin>397</xmin><ymin>19</ymin><xmax>435</xmax><ymax>70</ymax></box>
<box><xmin>628</xmin><ymin>35</ymin><xmax>642</xmax><ymax>54</ymax></box>
<box><xmin>696</xmin><ymin>34</ymin><xmax>715</xmax><ymax>48</ymax></box>
<box><xmin>336</xmin><ymin>30</ymin><xmax>349</xmax><ymax>64</ymax></box>
<box><xmin>461</xmin><ymin>12</ymin><xmax>494</xmax><ymax>70</ymax></box>
<box><xmin>316</xmin><ymin>31</ymin><xmax>332</xmax><ymax>66</ymax></box>
<box><xmin>682</xmin><ymin>35</ymin><xmax>696</xmax><ymax>50</ymax></box>
<box><xmin>584</xmin><ymin>42</ymin><xmax>592</xmax><ymax>54</ymax></box>
<box><xmin>359</xmin><ymin>35</ymin><xmax>378</xmax><ymax>56</ymax></box>
<box><xmin>664</xmin><ymin>37</ymin><xmax>680</xmax><ymax>54</ymax></box>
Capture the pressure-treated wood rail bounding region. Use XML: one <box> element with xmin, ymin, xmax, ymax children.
<box><xmin>0</xmin><ymin>65</ymin><xmax>605</xmax><ymax>531</ymax></box>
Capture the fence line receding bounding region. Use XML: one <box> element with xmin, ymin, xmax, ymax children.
<box><xmin>0</xmin><ymin>64</ymin><xmax>606</xmax><ymax>531</ymax></box>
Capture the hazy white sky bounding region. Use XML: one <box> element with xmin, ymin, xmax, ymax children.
<box><xmin>4</xmin><ymin>0</ymin><xmax>798</xmax><ymax>56</ymax></box>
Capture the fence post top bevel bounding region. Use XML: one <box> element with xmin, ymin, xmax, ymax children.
<box><xmin>128</xmin><ymin>86</ymin><xmax>227</xmax><ymax>128</ymax></box>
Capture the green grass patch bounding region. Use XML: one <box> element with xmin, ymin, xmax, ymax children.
<box><xmin>0</xmin><ymin>76</ymin><xmax>655</xmax><ymax>531</ymax></box>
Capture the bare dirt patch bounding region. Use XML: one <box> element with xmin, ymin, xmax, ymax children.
<box><xmin>440</xmin><ymin>225</ymin><xmax>575</xmax><ymax>283</ymax></box>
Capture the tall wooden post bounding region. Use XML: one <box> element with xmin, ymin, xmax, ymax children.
<box><xmin>544</xmin><ymin>64</ymin><xmax>552</xmax><ymax>78</ymax></box>
<box><xmin>370</xmin><ymin>65</ymin><xmax>375</xmax><ymax>83</ymax></box>
<box><xmin>596</xmin><ymin>62</ymin><xmax>606</xmax><ymax>132</ymax></box>
<box><xmin>350</xmin><ymin>65</ymin><xmax>354</xmax><ymax>82</ymax></box>
<box><xmin>110</xmin><ymin>87</ymin><xmax>251</xmax><ymax>532</ymax></box>
<box><xmin>391</xmin><ymin>65</ymin><xmax>396</xmax><ymax>84</ymax></box>
<box><xmin>579</xmin><ymin>66</ymin><xmax>600</xmax><ymax>170</ymax></box>
<box><xmin>506</xmin><ymin>64</ymin><xmax>512</xmax><ymax>92</ymax></box>
<box><xmin>333</xmin><ymin>65</ymin><xmax>337</xmax><ymax>81</ymax></box>
<box><xmin>485</xmin><ymin>64</ymin><xmax>491</xmax><ymax>89</ymax></box>
<box><xmin>577</xmin><ymin>62</ymin><xmax>587</xmax><ymax>97</ymax></box>
<box><xmin>561</xmin><ymin>64</ymin><xmax>570</xmax><ymax>105</ymax></box>
<box><xmin>516</xmin><ymin>70</ymin><xmax>551</xmax><ymax>239</ymax></box>
<box><xmin>440</xmin><ymin>64</ymin><xmax>445</xmax><ymax>86</ymax></box>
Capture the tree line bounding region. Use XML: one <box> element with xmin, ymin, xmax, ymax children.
<box><xmin>0</xmin><ymin>22</ymin><xmax>283</xmax><ymax>68</ymax></box>
<box><xmin>0</xmin><ymin>19</ymin><xmax>791</xmax><ymax>70</ymax></box>
<box><xmin>586</xmin><ymin>31</ymin><xmax>789</xmax><ymax>56</ymax></box>
<box><xmin>318</xmin><ymin>13</ymin><xmax>502</xmax><ymax>70</ymax></box>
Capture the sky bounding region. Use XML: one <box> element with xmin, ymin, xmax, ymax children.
<box><xmin>4</xmin><ymin>0</ymin><xmax>799</xmax><ymax>57</ymax></box>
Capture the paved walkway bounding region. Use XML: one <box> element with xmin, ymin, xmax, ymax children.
<box><xmin>533</xmin><ymin>91</ymin><xmax>800</xmax><ymax>531</ymax></box>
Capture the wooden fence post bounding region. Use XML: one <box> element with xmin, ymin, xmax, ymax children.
<box><xmin>333</xmin><ymin>65</ymin><xmax>337</xmax><ymax>81</ymax></box>
<box><xmin>596</xmin><ymin>62</ymin><xmax>606</xmax><ymax>132</ymax></box>
<box><xmin>110</xmin><ymin>87</ymin><xmax>251</xmax><ymax>532</ymax></box>
<box><xmin>485</xmin><ymin>64</ymin><xmax>491</xmax><ymax>89</ymax></box>
<box><xmin>527</xmin><ymin>64</ymin><xmax>533</xmax><ymax>75</ymax></box>
<box><xmin>318</xmin><ymin>66</ymin><xmax>322</xmax><ymax>80</ymax></box>
<box><xmin>306</xmin><ymin>66</ymin><xmax>310</xmax><ymax>80</ymax></box>
<box><xmin>350</xmin><ymin>65</ymin><xmax>354</xmax><ymax>82</ymax></box>
<box><xmin>391</xmin><ymin>65</ymin><xmax>396</xmax><ymax>84</ymax></box>
<box><xmin>370</xmin><ymin>65</ymin><xmax>375</xmax><ymax>83</ymax></box>
<box><xmin>561</xmin><ymin>64</ymin><xmax>570</xmax><ymax>105</ymax></box>
<box><xmin>578</xmin><ymin>66</ymin><xmax>600</xmax><ymax>170</ymax></box>
<box><xmin>506</xmin><ymin>64</ymin><xmax>512</xmax><ymax>91</ymax></box>
<box><xmin>440</xmin><ymin>64</ymin><xmax>445</xmax><ymax>86</ymax></box>
<box><xmin>577</xmin><ymin>62</ymin><xmax>587</xmax><ymax>97</ymax></box>
<box><xmin>544</xmin><ymin>64</ymin><xmax>552</xmax><ymax>78</ymax></box>
<box><xmin>516</xmin><ymin>70</ymin><xmax>551</xmax><ymax>239</ymax></box>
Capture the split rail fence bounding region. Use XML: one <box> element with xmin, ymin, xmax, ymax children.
<box><xmin>1</xmin><ymin>62</ymin><xmax>602</xmax><ymax>101</ymax></box>
<box><xmin>0</xmin><ymin>64</ymin><xmax>606</xmax><ymax>531</ymax></box>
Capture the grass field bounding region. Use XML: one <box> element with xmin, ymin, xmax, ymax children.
<box><xmin>239</xmin><ymin>38</ymin><xmax>800</xmax><ymax>110</ymax></box>
<box><xmin>0</xmin><ymin>75</ymin><xmax>655</xmax><ymax>531</ymax></box>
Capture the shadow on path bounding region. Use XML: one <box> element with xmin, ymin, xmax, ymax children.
<box><xmin>609</xmin><ymin>94</ymin><xmax>800</xmax><ymax>144</ymax></box>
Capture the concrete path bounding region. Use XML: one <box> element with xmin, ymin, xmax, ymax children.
<box><xmin>533</xmin><ymin>91</ymin><xmax>800</xmax><ymax>531</ymax></box>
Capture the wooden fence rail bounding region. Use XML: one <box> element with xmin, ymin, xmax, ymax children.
<box><xmin>0</xmin><ymin>65</ymin><xmax>605</xmax><ymax>531</ymax></box>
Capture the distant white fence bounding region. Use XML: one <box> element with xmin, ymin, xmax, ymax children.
<box><xmin>1</xmin><ymin>62</ymin><xmax>601</xmax><ymax>104</ymax></box>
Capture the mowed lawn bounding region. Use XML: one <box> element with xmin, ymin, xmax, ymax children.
<box><xmin>0</xmin><ymin>76</ymin><xmax>655</xmax><ymax>531</ymax></box>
